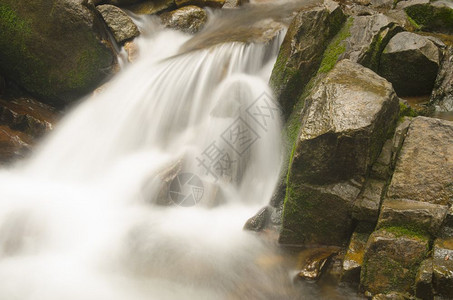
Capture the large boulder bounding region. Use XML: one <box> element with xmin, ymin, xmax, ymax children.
<box><xmin>269</xmin><ymin>0</ymin><xmax>346</xmax><ymax>120</ymax></box>
<box><xmin>160</xmin><ymin>5</ymin><xmax>207</xmax><ymax>34</ymax></box>
<box><xmin>0</xmin><ymin>0</ymin><xmax>116</xmax><ymax>106</ymax></box>
<box><xmin>386</xmin><ymin>117</ymin><xmax>453</xmax><ymax>206</ymax></box>
<box><xmin>430</xmin><ymin>46</ymin><xmax>453</xmax><ymax>112</ymax></box>
<box><xmin>279</xmin><ymin>60</ymin><xmax>400</xmax><ymax>246</ymax></box>
<box><xmin>379</xmin><ymin>32</ymin><xmax>440</xmax><ymax>97</ymax></box>
<box><xmin>338</xmin><ymin>14</ymin><xmax>403</xmax><ymax>72</ymax></box>
<box><xmin>97</xmin><ymin>5</ymin><xmax>140</xmax><ymax>44</ymax></box>
<box><xmin>289</xmin><ymin>60</ymin><xmax>399</xmax><ymax>185</ymax></box>
<box><xmin>361</xmin><ymin>228</ymin><xmax>430</xmax><ymax>295</ymax></box>
<box><xmin>404</xmin><ymin>1</ymin><xmax>453</xmax><ymax>34</ymax></box>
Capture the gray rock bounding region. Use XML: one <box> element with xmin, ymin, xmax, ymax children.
<box><xmin>291</xmin><ymin>60</ymin><xmax>399</xmax><ymax>185</ymax></box>
<box><xmin>371</xmin><ymin>139</ymin><xmax>393</xmax><ymax>180</ymax></box>
<box><xmin>386</xmin><ymin>117</ymin><xmax>453</xmax><ymax>206</ymax></box>
<box><xmin>377</xmin><ymin>199</ymin><xmax>448</xmax><ymax>236</ymax></box>
<box><xmin>431</xmin><ymin>46</ymin><xmax>453</xmax><ymax>112</ymax></box>
<box><xmin>269</xmin><ymin>0</ymin><xmax>346</xmax><ymax>119</ymax></box>
<box><xmin>243</xmin><ymin>206</ymin><xmax>271</xmax><ymax>232</ymax></box>
<box><xmin>279</xmin><ymin>60</ymin><xmax>399</xmax><ymax>246</ymax></box>
<box><xmin>0</xmin><ymin>0</ymin><xmax>116</xmax><ymax>106</ymax></box>
<box><xmin>361</xmin><ymin>228</ymin><xmax>429</xmax><ymax>294</ymax></box>
<box><xmin>353</xmin><ymin>179</ymin><xmax>386</xmax><ymax>223</ymax></box>
<box><xmin>160</xmin><ymin>5</ymin><xmax>207</xmax><ymax>34</ymax></box>
<box><xmin>97</xmin><ymin>5</ymin><xmax>140</xmax><ymax>44</ymax></box>
<box><xmin>391</xmin><ymin>117</ymin><xmax>411</xmax><ymax>165</ymax></box>
<box><xmin>415</xmin><ymin>259</ymin><xmax>434</xmax><ymax>300</ymax></box>
<box><xmin>379</xmin><ymin>32</ymin><xmax>440</xmax><ymax>96</ymax></box>
<box><xmin>339</xmin><ymin>14</ymin><xmax>403</xmax><ymax>72</ymax></box>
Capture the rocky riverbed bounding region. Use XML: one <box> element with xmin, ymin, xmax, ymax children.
<box><xmin>1</xmin><ymin>0</ymin><xmax>452</xmax><ymax>299</ymax></box>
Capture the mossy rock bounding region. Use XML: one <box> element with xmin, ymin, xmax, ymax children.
<box><xmin>361</xmin><ymin>228</ymin><xmax>430</xmax><ymax>295</ymax></box>
<box><xmin>269</xmin><ymin>0</ymin><xmax>346</xmax><ymax>120</ymax></box>
<box><xmin>405</xmin><ymin>2</ymin><xmax>453</xmax><ymax>35</ymax></box>
<box><xmin>0</xmin><ymin>0</ymin><xmax>116</xmax><ymax>106</ymax></box>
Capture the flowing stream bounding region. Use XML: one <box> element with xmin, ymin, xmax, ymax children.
<box><xmin>0</xmin><ymin>3</ymin><xmax>359</xmax><ymax>299</ymax></box>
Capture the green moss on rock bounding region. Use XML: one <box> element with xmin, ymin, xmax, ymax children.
<box><xmin>318</xmin><ymin>17</ymin><xmax>353</xmax><ymax>74</ymax></box>
<box><xmin>405</xmin><ymin>3</ymin><xmax>453</xmax><ymax>34</ymax></box>
<box><xmin>0</xmin><ymin>1</ymin><xmax>116</xmax><ymax>106</ymax></box>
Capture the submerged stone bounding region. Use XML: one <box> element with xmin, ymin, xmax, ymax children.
<box><xmin>296</xmin><ymin>247</ymin><xmax>339</xmax><ymax>280</ymax></box>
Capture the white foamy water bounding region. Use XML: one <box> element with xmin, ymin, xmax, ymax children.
<box><xmin>0</xmin><ymin>12</ymin><xmax>293</xmax><ymax>300</ymax></box>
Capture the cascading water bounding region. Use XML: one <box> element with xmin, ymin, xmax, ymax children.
<box><xmin>0</xmin><ymin>3</ymin><xmax>359</xmax><ymax>300</ymax></box>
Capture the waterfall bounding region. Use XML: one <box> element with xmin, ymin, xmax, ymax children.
<box><xmin>0</xmin><ymin>3</ymin><xmax>361</xmax><ymax>298</ymax></box>
<box><xmin>0</xmin><ymin>11</ymin><xmax>294</xmax><ymax>300</ymax></box>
